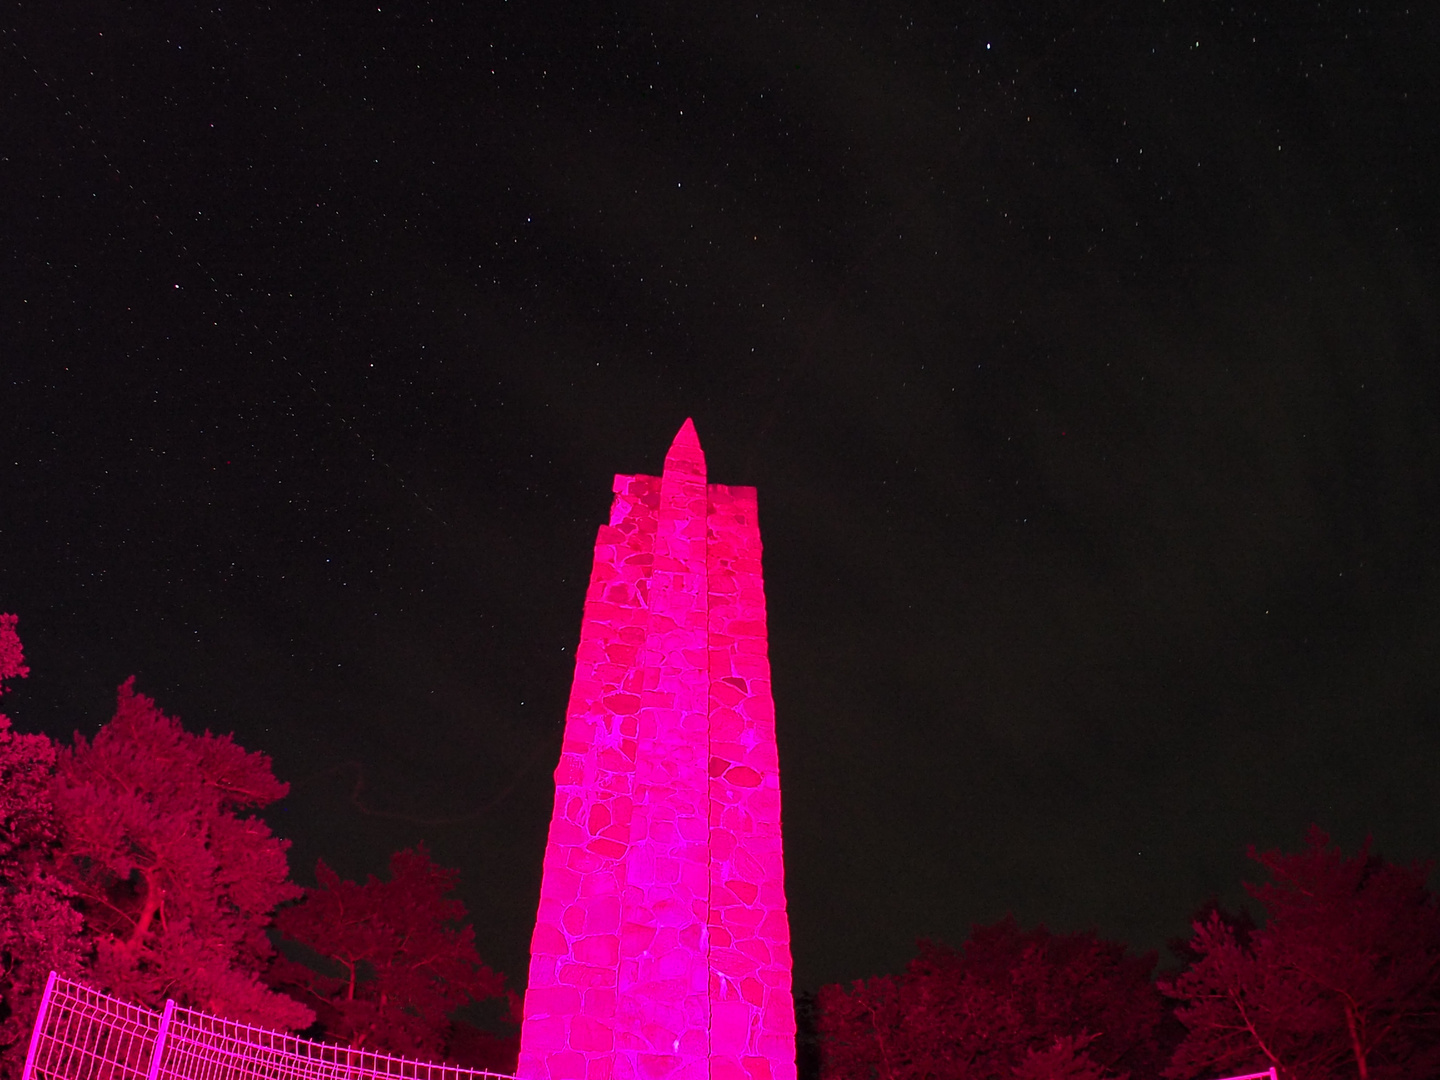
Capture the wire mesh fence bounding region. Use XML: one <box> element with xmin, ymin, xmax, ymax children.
<box><xmin>21</xmin><ymin>974</ymin><xmax>517</xmax><ymax>1080</ymax></box>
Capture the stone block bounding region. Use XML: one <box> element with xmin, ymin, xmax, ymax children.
<box><xmin>586</xmin><ymin>894</ymin><xmax>622</xmax><ymax>934</ymax></box>
<box><xmin>737</xmin><ymin>939</ymin><xmax>771</xmax><ymax>965</ymax></box>
<box><xmin>531</xmin><ymin>922</ymin><xmax>569</xmax><ymax>956</ymax></box>
<box><xmin>563</xmin><ymin>906</ymin><xmax>586</xmax><ymax>937</ymax></box>
<box><xmin>711</xmin><ymin>1002</ymin><xmax>752</xmax><ymax>1054</ymax></box>
<box><xmin>558</xmin><ymin>963</ymin><xmax>618</xmax><ymax>988</ymax></box>
<box><xmin>583</xmin><ymin>987</ymin><xmax>616</xmax><ymax>1017</ymax></box>
<box><xmin>619</xmin><ymin>922</ymin><xmax>656</xmax><ymax>957</ymax></box>
<box><xmin>524</xmin><ymin>1016</ymin><xmax>567</xmax><ymax>1052</ymax></box>
<box><xmin>527</xmin><ymin>986</ymin><xmax>582</xmax><ymax>1017</ymax></box>
<box><xmin>739</xmin><ymin>978</ymin><xmax>765</xmax><ymax>1007</ymax></box>
<box><xmin>573</xmin><ymin>934</ymin><xmax>620</xmax><ymax>967</ymax></box>
<box><xmin>570</xmin><ymin>1016</ymin><xmax>614</xmax><ymax>1052</ymax></box>
<box><xmin>548</xmin><ymin>1053</ymin><xmax>588</xmax><ymax>1080</ymax></box>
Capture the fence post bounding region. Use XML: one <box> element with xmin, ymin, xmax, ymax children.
<box><xmin>19</xmin><ymin>970</ymin><xmax>58</xmax><ymax>1080</ymax></box>
<box><xmin>145</xmin><ymin>1000</ymin><xmax>176</xmax><ymax>1080</ymax></box>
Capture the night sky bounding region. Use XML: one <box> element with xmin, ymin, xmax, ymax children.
<box><xmin>4</xmin><ymin>1</ymin><xmax>1439</xmax><ymax>1004</ymax></box>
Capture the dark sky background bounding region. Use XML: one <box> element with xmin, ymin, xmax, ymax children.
<box><xmin>3</xmin><ymin>0</ymin><xmax>1439</xmax><ymax>1006</ymax></box>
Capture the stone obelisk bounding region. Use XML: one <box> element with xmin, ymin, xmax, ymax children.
<box><xmin>517</xmin><ymin>420</ymin><xmax>795</xmax><ymax>1080</ymax></box>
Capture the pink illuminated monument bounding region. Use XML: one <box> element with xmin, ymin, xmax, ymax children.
<box><xmin>517</xmin><ymin>421</ymin><xmax>796</xmax><ymax>1080</ymax></box>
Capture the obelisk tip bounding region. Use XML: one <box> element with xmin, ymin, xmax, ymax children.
<box><xmin>663</xmin><ymin>418</ymin><xmax>706</xmax><ymax>481</ymax></box>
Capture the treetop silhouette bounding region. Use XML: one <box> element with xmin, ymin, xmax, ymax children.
<box><xmin>818</xmin><ymin>917</ymin><xmax>1168</xmax><ymax>1080</ymax></box>
<box><xmin>1163</xmin><ymin>826</ymin><xmax>1440</xmax><ymax>1080</ymax></box>
<box><xmin>268</xmin><ymin>846</ymin><xmax>513</xmax><ymax>1067</ymax></box>
<box><xmin>51</xmin><ymin>677</ymin><xmax>312</xmax><ymax>1029</ymax></box>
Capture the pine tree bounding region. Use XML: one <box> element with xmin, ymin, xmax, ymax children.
<box><xmin>1163</xmin><ymin>827</ymin><xmax>1440</xmax><ymax>1080</ymax></box>
<box><xmin>818</xmin><ymin>917</ymin><xmax>1167</xmax><ymax>1080</ymax></box>
<box><xmin>0</xmin><ymin>615</ymin><xmax>84</xmax><ymax>1078</ymax></box>
<box><xmin>268</xmin><ymin>846</ymin><xmax>511</xmax><ymax>1063</ymax></box>
<box><xmin>51</xmin><ymin>677</ymin><xmax>312</xmax><ymax>1030</ymax></box>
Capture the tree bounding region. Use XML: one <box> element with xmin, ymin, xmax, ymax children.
<box><xmin>817</xmin><ymin>917</ymin><xmax>1168</xmax><ymax>1080</ymax></box>
<box><xmin>0</xmin><ymin>615</ymin><xmax>84</xmax><ymax>1079</ymax></box>
<box><xmin>268</xmin><ymin>846</ymin><xmax>512</xmax><ymax>1065</ymax></box>
<box><xmin>50</xmin><ymin>677</ymin><xmax>312</xmax><ymax>1030</ymax></box>
<box><xmin>1012</xmin><ymin>1035</ymin><xmax>1110</xmax><ymax>1080</ymax></box>
<box><xmin>0</xmin><ymin>616</ymin><xmax>26</xmax><ymax>688</ymax></box>
<box><xmin>1162</xmin><ymin>827</ymin><xmax>1440</xmax><ymax>1080</ymax></box>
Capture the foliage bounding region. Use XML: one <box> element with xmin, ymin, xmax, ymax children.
<box><xmin>1162</xmin><ymin>826</ymin><xmax>1440</xmax><ymax>1080</ymax></box>
<box><xmin>268</xmin><ymin>846</ymin><xmax>512</xmax><ymax>1064</ymax></box>
<box><xmin>1011</xmin><ymin>1034</ymin><xmax>1110</xmax><ymax>1080</ymax></box>
<box><xmin>0</xmin><ymin>615</ymin><xmax>84</xmax><ymax>1078</ymax></box>
<box><xmin>0</xmin><ymin>616</ymin><xmax>27</xmax><ymax>687</ymax></box>
<box><xmin>0</xmin><ymin>614</ymin><xmax>517</xmax><ymax>1075</ymax></box>
<box><xmin>817</xmin><ymin>917</ymin><xmax>1168</xmax><ymax>1080</ymax></box>
<box><xmin>50</xmin><ymin>677</ymin><xmax>312</xmax><ymax>1029</ymax></box>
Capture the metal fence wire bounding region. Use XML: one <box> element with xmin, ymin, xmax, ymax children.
<box><xmin>21</xmin><ymin>974</ymin><xmax>516</xmax><ymax>1080</ymax></box>
<box><xmin>21</xmin><ymin>972</ymin><xmax>1283</xmax><ymax>1080</ymax></box>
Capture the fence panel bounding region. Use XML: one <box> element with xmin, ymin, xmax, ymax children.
<box><xmin>22</xmin><ymin>976</ymin><xmax>515</xmax><ymax>1080</ymax></box>
<box><xmin>22</xmin><ymin>976</ymin><xmax>161</xmax><ymax>1080</ymax></box>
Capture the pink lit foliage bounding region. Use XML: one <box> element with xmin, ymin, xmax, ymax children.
<box><xmin>1162</xmin><ymin>827</ymin><xmax>1440</xmax><ymax>1080</ymax></box>
<box><xmin>817</xmin><ymin>919</ymin><xmax>1167</xmax><ymax>1080</ymax></box>
<box><xmin>51</xmin><ymin>677</ymin><xmax>313</xmax><ymax>1031</ymax></box>
<box><xmin>268</xmin><ymin>846</ymin><xmax>514</xmax><ymax>1069</ymax></box>
<box><xmin>0</xmin><ymin>614</ymin><xmax>84</xmax><ymax>1078</ymax></box>
<box><xmin>0</xmin><ymin>618</ymin><xmax>507</xmax><ymax>1077</ymax></box>
<box><xmin>0</xmin><ymin>614</ymin><xmax>28</xmax><ymax>687</ymax></box>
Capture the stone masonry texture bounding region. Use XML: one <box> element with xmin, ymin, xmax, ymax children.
<box><xmin>516</xmin><ymin>420</ymin><xmax>796</xmax><ymax>1080</ymax></box>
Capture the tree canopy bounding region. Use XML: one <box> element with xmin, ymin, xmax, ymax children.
<box><xmin>50</xmin><ymin>677</ymin><xmax>313</xmax><ymax>1029</ymax></box>
<box><xmin>0</xmin><ymin>613</ymin><xmax>513</xmax><ymax>1079</ymax></box>
<box><xmin>1162</xmin><ymin>827</ymin><xmax>1440</xmax><ymax>1080</ymax></box>
<box><xmin>818</xmin><ymin>918</ymin><xmax>1168</xmax><ymax>1080</ymax></box>
<box><xmin>0</xmin><ymin>616</ymin><xmax>84</xmax><ymax>1067</ymax></box>
<box><xmin>268</xmin><ymin>846</ymin><xmax>512</xmax><ymax>1064</ymax></box>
